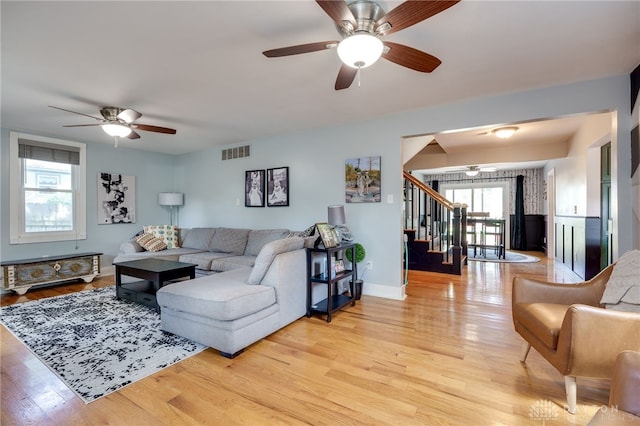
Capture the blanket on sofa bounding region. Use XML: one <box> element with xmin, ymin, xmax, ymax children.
<box><xmin>600</xmin><ymin>250</ymin><xmax>640</xmax><ymax>312</ymax></box>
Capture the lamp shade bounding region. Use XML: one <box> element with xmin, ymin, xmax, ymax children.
<box><xmin>101</xmin><ymin>123</ymin><xmax>132</xmax><ymax>138</ymax></box>
<box><xmin>328</xmin><ymin>205</ymin><xmax>346</xmax><ymax>226</ymax></box>
<box><xmin>158</xmin><ymin>192</ymin><xmax>184</xmax><ymax>206</ymax></box>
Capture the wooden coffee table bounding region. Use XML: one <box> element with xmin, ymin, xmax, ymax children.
<box><xmin>114</xmin><ymin>258</ymin><xmax>196</xmax><ymax>312</ymax></box>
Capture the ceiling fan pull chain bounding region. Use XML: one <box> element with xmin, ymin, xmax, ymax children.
<box><xmin>114</xmin><ymin>136</ymin><xmax>119</xmax><ymax>148</ymax></box>
<box><xmin>357</xmin><ymin>65</ymin><xmax>362</xmax><ymax>87</ymax></box>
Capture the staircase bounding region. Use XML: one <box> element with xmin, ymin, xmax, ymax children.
<box><xmin>403</xmin><ymin>171</ymin><xmax>467</xmax><ymax>275</ymax></box>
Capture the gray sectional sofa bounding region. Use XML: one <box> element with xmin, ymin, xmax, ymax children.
<box><xmin>114</xmin><ymin>227</ymin><xmax>318</xmax><ymax>358</ymax></box>
<box><xmin>114</xmin><ymin>227</ymin><xmax>292</xmax><ymax>276</ymax></box>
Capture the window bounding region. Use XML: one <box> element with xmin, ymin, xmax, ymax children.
<box><xmin>443</xmin><ymin>184</ymin><xmax>507</xmax><ymax>219</ymax></box>
<box><xmin>9</xmin><ymin>131</ymin><xmax>86</xmax><ymax>244</ymax></box>
<box><xmin>442</xmin><ymin>181</ymin><xmax>509</xmax><ymax>250</ymax></box>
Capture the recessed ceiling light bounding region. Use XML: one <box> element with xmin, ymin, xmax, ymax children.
<box><xmin>492</xmin><ymin>126</ymin><xmax>519</xmax><ymax>139</ymax></box>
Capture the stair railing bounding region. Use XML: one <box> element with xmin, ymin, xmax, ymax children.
<box><xmin>403</xmin><ymin>171</ymin><xmax>467</xmax><ymax>268</ymax></box>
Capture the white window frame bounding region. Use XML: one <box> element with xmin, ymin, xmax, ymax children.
<box><xmin>441</xmin><ymin>181</ymin><xmax>509</xmax><ymax>219</ymax></box>
<box><xmin>9</xmin><ymin>131</ymin><xmax>87</xmax><ymax>244</ymax></box>
<box><xmin>441</xmin><ymin>180</ymin><xmax>511</xmax><ymax>246</ymax></box>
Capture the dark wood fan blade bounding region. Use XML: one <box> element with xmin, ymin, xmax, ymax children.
<box><xmin>382</xmin><ymin>42</ymin><xmax>441</xmax><ymax>73</ymax></box>
<box><xmin>117</xmin><ymin>108</ymin><xmax>142</xmax><ymax>124</ymax></box>
<box><xmin>375</xmin><ymin>0</ymin><xmax>459</xmax><ymax>35</ymax></box>
<box><xmin>316</xmin><ymin>0</ymin><xmax>356</xmax><ymax>28</ymax></box>
<box><xmin>263</xmin><ymin>41</ymin><xmax>338</xmax><ymax>57</ymax></box>
<box><xmin>335</xmin><ymin>65</ymin><xmax>358</xmax><ymax>90</ymax></box>
<box><xmin>133</xmin><ymin>123</ymin><xmax>177</xmax><ymax>134</ymax></box>
<box><xmin>127</xmin><ymin>130</ymin><xmax>141</xmax><ymax>140</ymax></box>
<box><xmin>62</xmin><ymin>123</ymin><xmax>102</xmax><ymax>127</ymax></box>
<box><xmin>49</xmin><ymin>105</ymin><xmax>102</xmax><ymax>121</ymax></box>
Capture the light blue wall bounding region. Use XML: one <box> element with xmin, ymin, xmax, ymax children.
<box><xmin>176</xmin><ymin>75</ymin><xmax>632</xmax><ymax>299</ymax></box>
<box><xmin>1</xmin><ymin>128</ymin><xmax>176</xmax><ymax>266</ymax></box>
<box><xmin>1</xmin><ymin>75</ymin><xmax>633</xmax><ymax>299</ymax></box>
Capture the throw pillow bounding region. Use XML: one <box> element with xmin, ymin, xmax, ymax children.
<box><xmin>247</xmin><ymin>236</ymin><xmax>304</xmax><ymax>285</ymax></box>
<box><xmin>600</xmin><ymin>249</ymin><xmax>640</xmax><ymax>310</ymax></box>
<box><xmin>299</xmin><ymin>225</ymin><xmax>316</xmax><ymax>237</ymax></box>
<box><xmin>135</xmin><ymin>233</ymin><xmax>167</xmax><ymax>252</ymax></box>
<box><xmin>144</xmin><ymin>224</ymin><xmax>180</xmax><ymax>249</ymax></box>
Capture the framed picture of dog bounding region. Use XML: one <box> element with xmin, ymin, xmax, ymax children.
<box><xmin>267</xmin><ymin>166</ymin><xmax>289</xmax><ymax>207</ymax></box>
<box><xmin>245</xmin><ymin>169</ymin><xmax>265</xmax><ymax>207</ymax></box>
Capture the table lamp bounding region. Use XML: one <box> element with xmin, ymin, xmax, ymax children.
<box><xmin>328</xmin><ymin>205</ymin><xmax>353</xmax><ymax>242</ymax></box>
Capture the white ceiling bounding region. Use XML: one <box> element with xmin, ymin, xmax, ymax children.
<box><xmin>407</xmin><ymin>111</ymin><xmax>608</xmax><ymax>174</ymax></box>
<box><xmin>2</xmin><ymin>1</ymin><xmax>639</xmax><ymax>155</ymax></box>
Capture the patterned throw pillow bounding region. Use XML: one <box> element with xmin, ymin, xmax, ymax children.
<box><xmin>135</xmin><ymin>233</ymin><xmax>167</xmax><ymax>252</ymax></box>
<box><xmin>299</xmin><ymin>225</ymin><xmax>316</xmax><ymax>237</ymax></box>
<box><xmin>143</xmin><ymin>225</ymin><xmax>180</xmax><ymax>249</ymax></box>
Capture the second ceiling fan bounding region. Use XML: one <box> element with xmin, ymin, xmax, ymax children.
<box><xmin>263</xmin><ymin>0</ymin><xmax>459</xmax><ymax>90</ymax></box>
<box><xmin>447</xmin><ymin>165</ymin><xmax>497</xmax><ymax>177</ymax></box>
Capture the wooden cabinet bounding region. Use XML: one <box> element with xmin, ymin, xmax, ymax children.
<box><xmin>1</xmin><ymin>252</ymin><xmax>101</xmax><ymax>294</ymax></box>
<box><xmin>509</xmin><ymin>214</ymin><xmax>546</xmax><ymax>252</ymax></box>
<box><xmin>554</xmin><ymin>216</ymin><xmax>601</xmax><ymax>280</ymax></box>
<box><xmin>306</xmin><ymin>243</ymin><xmax>357</xmax><ymax>323</ymax></box>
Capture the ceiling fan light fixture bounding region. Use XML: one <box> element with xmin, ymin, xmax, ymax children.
<box><xmin>492</xmin><ymin>126</ymin><xmax>519</xmax><ymax>139</ymax></box>
<box><xmin>101</xmin><ymin>123</ymin><xmax>131</xmax><ymax>138</ymax></box>
<box><xmin>337</xmin><ymin>33</ymin><xmax>383</xmax><ymax>69</ymax></box>
<box><xmin>465</xmin><ymin>170</ymin><xmax>479</xmax><ymax>177</ymax></box>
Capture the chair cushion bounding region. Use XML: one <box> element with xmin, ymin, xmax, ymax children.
<box><xmin>514</xmin><ymin>303</ymin><xmax>570</xmax><ymax>349</ymax></box>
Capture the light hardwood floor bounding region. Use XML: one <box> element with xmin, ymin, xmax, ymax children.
<box><xmin>1</xmin><ymin>254</ymin><xmax>611</xmax><ymax>425</ymax></box>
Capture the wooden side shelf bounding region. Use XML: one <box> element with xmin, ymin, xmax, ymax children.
<box><xmin>1</xmin><ymin>252</ymin><xmax>101</xmax><ymax>294</ymax></box>
<box><xmin>306</xmin><ymin>243</ymin><xmax>357</xmax><ymax>323</ymax></box>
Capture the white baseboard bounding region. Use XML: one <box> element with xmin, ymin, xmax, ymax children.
<box><xmin>362</xmin><ymin>281</ymin><xmax>407</xmax><ymax>301</ymax></box>
<box><xmin>100</xmin><ymin>265</ymin><xmax>115</xmax><ymax>277</ymax></box>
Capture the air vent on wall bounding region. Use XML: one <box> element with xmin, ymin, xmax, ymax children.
<box><xmin>221</xmin><ymin>145</ymin><xmax>251</xmax><ymax>161</ymax></box>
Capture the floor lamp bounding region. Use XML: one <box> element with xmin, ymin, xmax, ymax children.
<box><xmin>158</xmin><ymin>192</ymin><xmax>184</xmax><ymax>226</ymax></box>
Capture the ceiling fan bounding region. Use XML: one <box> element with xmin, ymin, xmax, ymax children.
<box><xmin>447</xmin><ymin>165</ymin><xmax>497</xmax><ymax>177</ymax></box>
<box><xmin>49</xmin><ymin>105</ymin><xmax>176</xmax><ymax>146</ymax></box>
<box><xmin>262</xmin><ymin>0</ymin><xmax>459</xmax><ymax>90</ymax></box>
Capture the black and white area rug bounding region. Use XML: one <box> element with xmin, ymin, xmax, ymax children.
<box><xmin>467</xmin><ymin>250</ymin><xmax>541</xmax><ymax>263</ymax></box>
<box><xmin>0</xmin><ymin>286</ymin><xmax>206</xmax><ymax>403</ymax></box>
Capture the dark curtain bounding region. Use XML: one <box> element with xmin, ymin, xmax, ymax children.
<box><xmin>512</xmin><ymin>175</ymin><xmax>527</xmax><ymax>250</ymax></box>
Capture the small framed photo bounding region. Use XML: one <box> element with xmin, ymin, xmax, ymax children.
<box><xmin>245</xmin><ymin>170</ymin><xmax>265</xmax><ymax>207</ymax></box>
<box><xmin>316</xmin><ymin>222</ymin><xmax>339</xmax><ymax>248</ymax></box>
<box><xmin>267</xmin><ymin>166</ymin><xmax>289</xmax><ymax>207</ymax></box>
